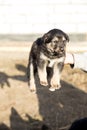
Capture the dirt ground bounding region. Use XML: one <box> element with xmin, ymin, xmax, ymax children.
<box><xmin>0</xmin><ymin>43</ymin><xmax>87</xmax><ymax>130</ymax></box>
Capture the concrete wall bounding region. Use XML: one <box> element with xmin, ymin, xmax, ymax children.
<box><xmin>0</xmin><ymin>0</ymin><xmax>87</xmax><ymax>34</ymax></box>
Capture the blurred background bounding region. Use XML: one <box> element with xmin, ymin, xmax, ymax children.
<box><xmin>0</xmin><ymin>0</ymin><xmax>87</xmax><ymax>52</ymax></box>
<box><xmin>0</xmin><ymin>0</ymin><xmax>87</xmax><ymax>34</ymax></box>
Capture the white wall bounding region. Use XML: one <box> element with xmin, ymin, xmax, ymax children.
<box><xmin>0</xmin><ymin>0</ymin><xmax>87</xmax><ymax>34</ymax></box>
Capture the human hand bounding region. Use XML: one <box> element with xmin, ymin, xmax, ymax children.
<box><xmin>65</xmin><ymin>53</ymin><xmax>74</xmax><ymax>65</ymax></box>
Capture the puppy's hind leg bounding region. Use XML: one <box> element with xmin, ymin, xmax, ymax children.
<box><xmin>27</xmin><ymin>61</ymin><xmax>36</xmax><ymax>92</ymax></box>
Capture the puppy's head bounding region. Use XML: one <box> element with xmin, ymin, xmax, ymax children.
<box><xmin>42</xmin><ymin>29</ymin><xmax>69</xmax><ymax>57</ymax></box>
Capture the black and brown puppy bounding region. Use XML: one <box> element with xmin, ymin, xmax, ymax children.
<box><xmin>27</xmin><ymin>29</ymin><xmax>69</xmax><ymax>92</ymax></box>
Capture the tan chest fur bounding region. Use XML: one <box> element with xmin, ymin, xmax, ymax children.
<box><xmin>40</xmin><ymin>52</ymin><xmax>65</xmax><ymax>67</ymax></box>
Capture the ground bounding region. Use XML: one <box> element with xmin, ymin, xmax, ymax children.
<box><xmin>0</xmin><ymin>41</ymin><xmax>87</xmax><ymax>130</ymax></box>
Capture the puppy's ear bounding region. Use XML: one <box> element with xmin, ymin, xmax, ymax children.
<box><xmin>42</xmin><ymin>33</ymin><xmax>52</xmax><ymax>43</ymax></box>
<box><xmin>63</xmin><ymin>32</ymin><xmax>69</xmax><ymax>43</ymax></box>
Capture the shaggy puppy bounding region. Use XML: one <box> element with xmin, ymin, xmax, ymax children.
<box><xmin>27</xmin><ymin>29</ymin><xmax>69</xmax><ymax>92</ymax></box>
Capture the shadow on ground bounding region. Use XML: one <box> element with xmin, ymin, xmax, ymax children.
<box><xmin>0</xmin><ymin>107</ymin><xmax>50</xmax><ymax>130</ymax></box>
<box><xmin>0</xmin><ymin>64</ymin><xmax>27</xmax><ymax>88</ymax></box>
<box><xmin>0</xmin><ymin>72</ymin><xmax>10</xmax><ymax>88</ymax></box>
<box><xmin>11</xmin><ymin>64</ymin><xmax>27</xmax><ymax>82</ymax></box>
<box><xmin>0</xmin><ymin>64</ymin><xmax>87</xmax><ymax>130</ymax></box>
<box><xmin>35</xmin><ymin>78</ymin><xmax>87</xmax><ymax>130</ymax></box>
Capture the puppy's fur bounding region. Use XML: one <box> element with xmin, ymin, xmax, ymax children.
<box><xmin>27</xmin><ymin>29</ymin><xmax>69</xmax><ymax>92</ymax></box>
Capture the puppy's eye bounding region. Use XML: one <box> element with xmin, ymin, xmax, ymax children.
<box><xmin>54</xmin><ymin>40</ymin><xmax>58</xmax><ymax>44</ymax></box>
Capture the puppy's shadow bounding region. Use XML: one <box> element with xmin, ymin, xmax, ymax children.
<box><xmin>0</xmin><ymin>72</ymin><xmax>10</xmax><ymax>88</ymax></box>
<box><xmin>0</xmin><ymin>64</ymin><xmax>27</xmax><ymax>88</ymax></box>
<box><xmin>11</xmin><ymin>64</ymin><xmax>27</xmax><ymax>82</ymax></box>
<box><xmin>34</xmin><ymin>75</ymin><xmax>87</xmax><ymax>130</ymax></box>
<box><xmin>16</xmin><ymin>64</ymin><xmax>26</xmax><ymax>73</ymax></box>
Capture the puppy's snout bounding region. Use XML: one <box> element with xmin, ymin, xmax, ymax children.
<box><xmin>53</xmin><ymin>43</ymin><xmax>57</xmax><ymax>49</ymax></box>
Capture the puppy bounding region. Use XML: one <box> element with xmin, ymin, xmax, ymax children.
<box><xmin>27</xmin><ymin>29</ymin><xmax>69</xmax><ymax>92</ymax></box>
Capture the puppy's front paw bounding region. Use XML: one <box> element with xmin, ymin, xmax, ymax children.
<box><xmin>50</xmin><ymin>78</ymin><xmax>61</xmax><ymax>91</ymax></box>
<box><xmin>40</xmin><ymin>80</ymin><xmax>48</xmax><ymax>86</ymax></box>
<box><xmin>49</xmin><ymin>77</ymin><xmax>61</xmax><ymax>91</ymax></box>
<box><xmin>49</xmin><ymin>84</ymin><xmax>61</xmax><ymax>91</ymax></box>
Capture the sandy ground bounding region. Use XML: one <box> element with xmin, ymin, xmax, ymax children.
<box><xmin>0</xmin><ymin>41</ymin><xmax>87</xmax><ymax>130</ymax></box>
